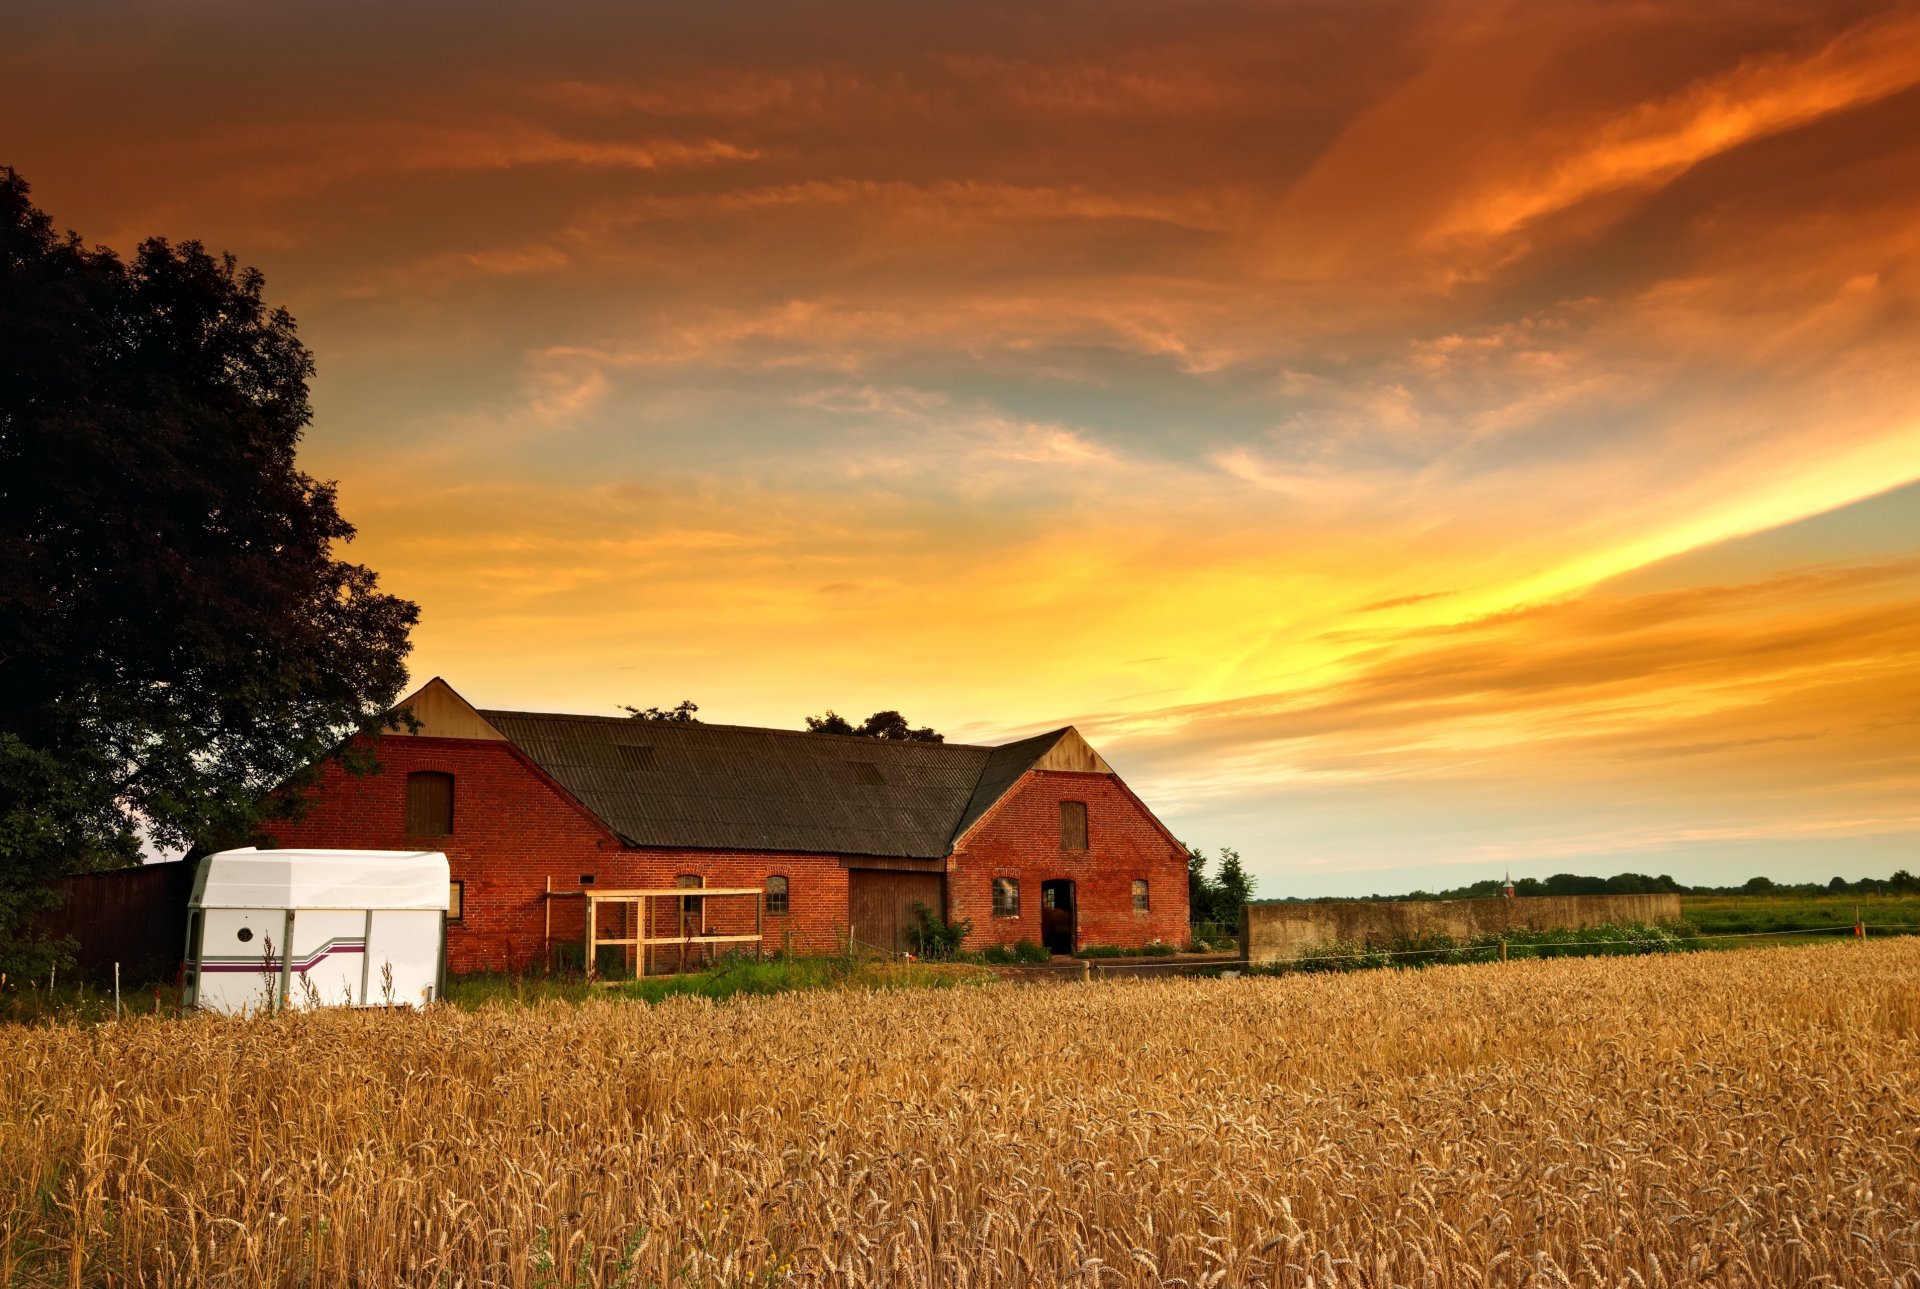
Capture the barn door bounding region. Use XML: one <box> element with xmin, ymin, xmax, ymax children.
<box><xmin>847</xmin><ymin>870</ymin><xmax>944</xmax><ymax>955</ymax></box>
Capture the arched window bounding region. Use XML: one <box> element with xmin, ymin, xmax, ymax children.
<box><xmin>992</xmin><ymin>877</ymin><xmax>1020</xmax><ymax>918</ymax></box>
<box><xmin>1132</xmin><ymin>879</ymin><xmax>1149</xmax><ymax>912</ymax></box>
<box><xmin>766</xmin><ymin>874</ymin><xmax>789</xmax><ymax>916</ymax></box>
<box><xmin>405</xmin><ymin>771</ymin><xmax>453</xmax><ymax>835</ymax></box>
<box><xmin>675</xmin><ymin>874</ymin><xmax>704</xmax><ymax>927</ymax></box>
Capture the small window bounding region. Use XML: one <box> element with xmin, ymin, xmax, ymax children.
<box><xmin>1132</xmin><ymin>879</ymin><xmax>1149</xmax><ymax>912</ymax></box>
<box><xmin>1060</xmin><ymin>800</ymin><xmax>1088</xmax><ymax>851</ymax></box>
<box><xmin>405</xmin><ymin>771</ymin><xmax>454</xmax><ymax>836</ymax></box>
<box><xmin>448</xmin><ymin>880</ymin><xmax>464</xmax><ymax>922</ymax></box>
<box><xmin>579</xmin><ymin>874</ymin><xmax>595</xmax><ymax>886</ymax></box>
<box><xmin>617</xmin><ymin>744</ymin><xmax>657</xmax><ymax>770</ymax></box>
<box><xmin>675</xmin><ymin>874</ymin><xmax>704</xmax><ymax>922</ymax></box>
<box><xmin>766</xmin><ymin>874</ymin><xmax>789</xmax><ymax>916</ymax></box>
<box><xmin>846</xmin><ymin>760</ymin><xmax>885</xmax><ymax>786</ymax></box>
<box><xmin>992</xmin><ymin>877</ymin><xmax>1020</xmax><ymax>918</ymax></box>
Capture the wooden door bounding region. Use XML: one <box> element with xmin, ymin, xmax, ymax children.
<box><xmin>847</xmin><ymin>870</ymin><xmax>944</xmax><ymax>955</ymax></box>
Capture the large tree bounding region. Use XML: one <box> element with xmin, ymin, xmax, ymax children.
<box><xmin>0</xmin><ymin>169</ymin><xmax>417</xmax><ymax>967</ymax></box>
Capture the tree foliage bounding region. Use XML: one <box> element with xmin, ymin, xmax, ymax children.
<box><xmin>0</xmin><ymin>169</ymin><xmax>417</xmax><ymax>967</ymax></box>
<box><xmin>621</xmin><ymin>700</ymin><xmax>700</xmax><ymax>723</ymax></box>
<box><xmin>804</xmin><ymin>709</ymin><xmax>944</xmax><ymax>742</ymax></box>
<box><xmin>1186</xmin><ymin>845</ymin><xmax>1255</xmax><ymax>926</ymax></box>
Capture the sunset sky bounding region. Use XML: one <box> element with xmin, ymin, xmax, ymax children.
<box><xmin>7</xmin><ymin>1</ymin><xmax>1918</xmax><ymax>894</ymax></box>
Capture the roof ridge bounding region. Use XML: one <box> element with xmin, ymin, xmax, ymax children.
<box><xmin>476</xmin><ymin>706</ymin><xmax>1015</xmax><ymax>752</ymax></box>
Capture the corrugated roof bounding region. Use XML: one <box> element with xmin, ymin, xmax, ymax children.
<box><xmin>481</xmin><ymin>710</ymin><xmax>1068</xmax><ymax>858</ymax></box>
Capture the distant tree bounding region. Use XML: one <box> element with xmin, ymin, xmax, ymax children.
<box><xmin>804</xmin><ymin>709</ymin><xmax>943</xmax><ymax>742</ymax></box>
<box><xmin>622</xmin><ymin>700</ymin><xmax>700</xmax><ymax>723</ymax></box>
<box><xmin>0</xmin><ymin>169</ymin><xmax>417</xmax><ymax>972</ymax></box>
<box><xmin>1187</xmin><ymin>845</ymin><xmax>1213</xmax><ymax>921</ymax></box>
<box><xmin>1214</xmin><ymin>849</ymin><xmax>1255</xmax><ymax>919</ymax></box>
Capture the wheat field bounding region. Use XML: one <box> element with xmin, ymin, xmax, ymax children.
<box><xmin>3</xmin><ymin>942</ymin><xmax>1918</xmax><ymax>1287</ymax></box>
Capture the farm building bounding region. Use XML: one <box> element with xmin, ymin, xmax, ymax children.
<box><xmin>263</xmin><ymin>679</ymin><xmax>1190</xmax><ymax>973</ymax></box>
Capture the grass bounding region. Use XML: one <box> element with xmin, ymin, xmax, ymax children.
<box><xmin>1261</xmin><ymin>920</ymin><xmax>1699</xmax><ymax>974</ymax></box>
<box><xmin>3</xmin><ymin>942</ymin><xmax>1919</xmax><ymax>1284</ymax></box>
<box><xmin>1075</xmin><ymin>942</ymin><xmax>1178</xmax><ymax>958</ymax></box>
<box><xmin>445</xmin><ymin>955</ymin><xmax>993</xmax><ymax>1008</ymax></box>
<box><xmin>1680</xmin><ymin>892</ymin><xmax>1920</xmax><ymax>936</ymax></box>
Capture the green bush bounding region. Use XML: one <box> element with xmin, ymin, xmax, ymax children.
<box><xmin>906</xmin><ymin>903</ymin><xmax>972</xmax><ymax>961</ymax></box>
<box><xmin>1076</xmin><ymin>941</ymin><xmax>1176</xmax><ymax>959</ymax></box>
<box><xmin>978</xmin><ymin>940</ymin><xmax>1050</xmax><ymax>965</ymax></box>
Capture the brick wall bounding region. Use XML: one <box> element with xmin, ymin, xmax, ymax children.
<box><xmin>949</xmin><ymin>770</ymin><xmax>1190</xmax><ymax>952</ymax></box>
<box><xmin>263</xmin><ymin>737</ymin><xmax>850</xmax><ymax>973</ymax></box>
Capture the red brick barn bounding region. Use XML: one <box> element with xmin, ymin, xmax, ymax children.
<box><xmin>264</xmin><ymin>679</ymin><xmax>1190</xmax><ymax>972</ymax></box>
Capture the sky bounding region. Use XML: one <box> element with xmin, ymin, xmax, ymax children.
<box><xmin>6</xmin><ymin>0</ymin><xmax>1918</xmax><ymax>895</ymax></box>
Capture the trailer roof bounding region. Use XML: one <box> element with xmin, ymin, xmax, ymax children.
<box><xmin>191</xmin><ymin>848</ymin><xmax>450</xmax><ymax>911</ymax></box>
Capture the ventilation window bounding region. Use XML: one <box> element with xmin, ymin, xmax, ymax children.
<box><xmin>448</xmin><ymin>880</ymin><xmax>465</xmax><ymax>922</ymax></box>
<box><xmin>1059</xmin><ymin>800</ymin><xmax>1088</xmax><ymax>852</ymax></box>
<box><xmin>846</xmin><ymin>760</ymin><xmax>885</xmax><ymax>786</ymax></box>
<box><xmin>579</xmin><ymin>874</ymin><xmax>595</xmax><ymax>886</ymax></box>
<box><xmin>1132</xmin><ymin>879</ymin><xmax>1149</xmax><ymax>912</ymax></box>
<box><xmin>617</xmin><ymin>744</ymin><xmax>658</xmax><ymax>770</ymax></box>
<box><xmin>766</xmin><ymin>874</ymin><xmax>789</xmax><ymax>916</ymax></box>
<box><xmin>992</xmin><ymin>877</ymin><xmax>1020</xmax><ymax>918</ymax></box>
<box><xmin>405</xmin><ymin>771</ymin><xmax>454</xmax><ymax>836</ymax></box>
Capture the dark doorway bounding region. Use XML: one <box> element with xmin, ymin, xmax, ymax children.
<box><xmin>1040</xmin><ymin>879</ymin><xmax>1076</xmax><ymax>956</ymax></box>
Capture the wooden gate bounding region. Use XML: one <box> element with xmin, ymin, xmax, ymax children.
<box><xmin>847</xmin><ymin>870</ymin><xmax>944</xmax><ymax>955</ymax></box>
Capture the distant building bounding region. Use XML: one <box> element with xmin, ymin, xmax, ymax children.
<box><xmin>265</xmin><ymin>679</ymin><xmax>1189</xmax><ymax>972</ymax></box>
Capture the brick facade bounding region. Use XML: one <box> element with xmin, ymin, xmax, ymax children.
<box><xmin>263</xmin><ymin>737</ymin><xmax>850</xmax><ymax>973</ymax></box>
<box><xmin>948</xmin><ymin>770</ymin><xmax>1190</xmax><ymax>952</ymax></box>
<box><xmin>266</xmin><ymin>735</ymin><xmax>1189</xmax><ymax>971</ymax></box>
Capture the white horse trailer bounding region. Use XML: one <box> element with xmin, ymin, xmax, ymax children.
<box><xmin>184</xmin><ymin>848</ymin><xmax>450</xmax><ymax>1013</ymax></box>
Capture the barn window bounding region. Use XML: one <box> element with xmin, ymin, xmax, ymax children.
<box><xmin>846</xmin><ymin>760</ymin><xmax>885</xmax><ymax>786</ymax></box>
<box><xmin>447</xmin><ymin>880</ymin><xmax>464</xmax><ymax>922</ymax></box>
<box><xmin>1132</xmin><ymin>879</ymin><xmax>1149</xmax><ymax>912</ymax></box>
<box><xmin>617</xmin><ymin>744</ymin><xmax>657</xmax><ymax>770</ymax></box>
<box><xmin>405</xmin><ymin>771</ymin><xmax>454</xmax><ymax>836</ymax></box>
<box><xmin>766</xmin><ymin>875</ymin><xmax>789</xmax><ymax>916</ymax></box>
<box><xmin>992</xmin><ymin>877</ymin><xmax>1020</xmax><ymax>918</ymax></box>
<box><xmin>675</xmin><ymin>874</ymin><xmax>704</xmax><ymax>923</ymax></box>
<box><xmin>1060</xmin><ymin>800</ymin><xmax>1088</xmax><ymax>851</ymax></box>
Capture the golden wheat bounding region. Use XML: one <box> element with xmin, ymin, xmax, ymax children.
<box><xmin>2</xmin><ymin>941</ymin><xmax>1918</xmax><ymax>1286</ymax></box>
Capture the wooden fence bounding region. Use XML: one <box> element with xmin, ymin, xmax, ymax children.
<box><xmin>31</xmin><ymin>861</ymin><xmax>196</xmax><ymax>983</ymax></box>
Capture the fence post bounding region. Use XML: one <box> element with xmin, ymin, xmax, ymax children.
<box><xmin>113</xmin><ymin>962</ymin><xmax>121</xmax><ymax>1019</ymax></box>
<box><xmin>1500</xmin><ymin>939</ymin><xmax>1507</xmax><ymax>963</ymax></box>
<box><xmin>1856</xmin><ymin>907</ymin><xmax>1864</xmax><ymax>940</ymax></box>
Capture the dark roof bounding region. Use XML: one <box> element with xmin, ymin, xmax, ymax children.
<box><xmin>480</xmin><ymin>710</ymin><xmax>1068</xmax><ymax>859</ymax></box>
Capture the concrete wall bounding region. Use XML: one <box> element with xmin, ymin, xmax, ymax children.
<box><xmin>1241</xmin><ymin>893</ymin><xmax>1683</xmax><ymax>965</ymax></box>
